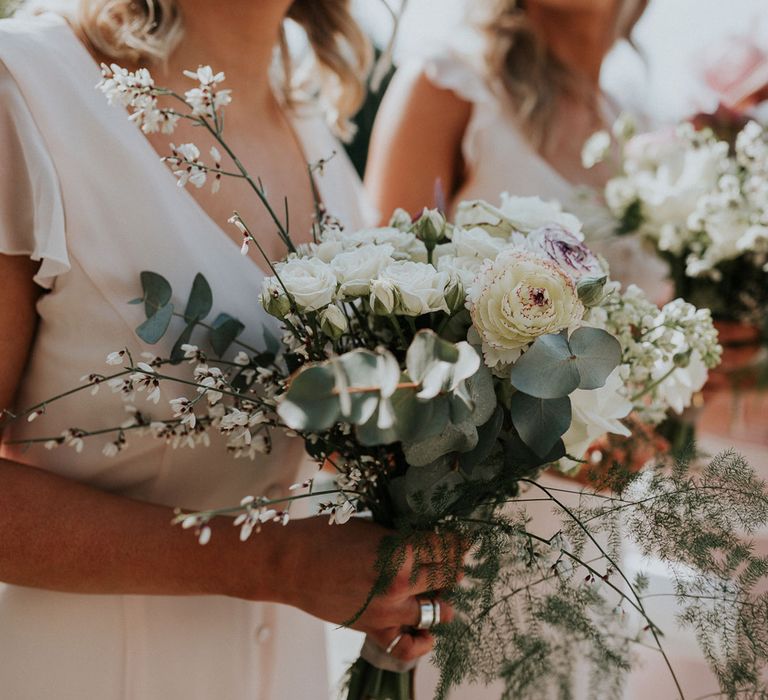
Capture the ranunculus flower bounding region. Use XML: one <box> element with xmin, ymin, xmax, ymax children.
<box><xmin>527</xmin><ymin>224</ymin><xmax>605</xmax><ymax>281</ymax></box>
<box><xmin>272</xmin><ymin>257</ymin><xmax>336</xmax><ymax>312</ymax></box>
<box><xmin>468</xmin><ymin>250</ymin><xmax>585</xmax><ymax>368</ymax></box>
<box><xmin>379</xmin><ymin>261</ymin><xmax>450</xmax><ymax>316</ymax></box>
<box><xmin>330</xmin><ymin>244</ymin><xmax>394</xmax><ymax>298</ymax></box>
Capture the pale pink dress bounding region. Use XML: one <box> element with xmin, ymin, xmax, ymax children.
<box><xmin>0</xmin><ymin>12</ymin><xmax>370</xmax><ymax>700</ymax></box>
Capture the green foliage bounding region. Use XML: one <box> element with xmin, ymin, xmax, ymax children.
<box><xmin>509</xmin><ymin>329</ymin><xmax>621</xmax><ymax>399</ymax></box>
<box><xmin>361</xmin><ymin>451</ymin><xmax>768</xmax><ymax>700</ymax></box>
<box><xmin>131</xmin><ymin>271</ymin><xmax>246</xmax><ymax>358</ymax></box>
<box><xmin>509</xmin><ymin>394</ymin><xmax>572</xmax><ymax>459</ymax></box>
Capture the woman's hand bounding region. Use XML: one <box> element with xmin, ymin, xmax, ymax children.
<box><xmin>256</xmin><ymin>517</ymin><xmax>462</xmax><ymax>662</ymax></box>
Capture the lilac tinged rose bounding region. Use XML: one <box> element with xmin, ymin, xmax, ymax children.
<box><xmin>527</xmin><ymin>224</ymin><xmax>604</xmax><ymax>280</ymax></box>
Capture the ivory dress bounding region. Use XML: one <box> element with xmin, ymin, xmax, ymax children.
<box><xmin>0</xmin><ymin>12</ymin><xmax>370</xmax><ymax>700</ymax></box>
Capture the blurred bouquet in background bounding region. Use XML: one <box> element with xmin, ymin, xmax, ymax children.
<box><xmin>585</xmin><ymin>117</ymin><xmax>768</xmax><ymax>397</ymax></box>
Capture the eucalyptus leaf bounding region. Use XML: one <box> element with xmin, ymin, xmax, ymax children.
<box><xmin>440</xmin><ymin>309</ymin><xmax>472</xmax><ymax>343</ymax></box>
<box><xmin>508</xmin><ymin>332</ymin><xmax>580</xmax><ymax>399</ymax></box>
<box><xmin>277</xmin><ymin>365</ymin><xmax>339</xmax><ymax>431</ymax></box>
<box><xmin>337</xmin><ymin>350</ymin><xmax>381</xmax><ymax>426</ymax></box>
<box><xmin>404</xmin><ymin>455</ymin><xmax>463</xmax><ymax>514</ymax></box>
<box><xmin>262</xmin><ymin>326</ymin><xmax>281</xmax><ymax>356</ymax></box>
<box><xmin>509</xmin><ymin>393</ymin><xmax>572</xmax><ymax>458</ymax></box>
<box><xmin>210</xmin><ymin>313</ymin><xmax>245</xmax><ymax>357</ymax></box>
<box><xmin>459</xmin><ymin>405</ymin><xmax>504</xmax><ymax>474</ymax></box>
<box><xmin>140</xmin><ymin>271</ymin><xmax>172</xmax><ymax>318</ymax></box>
<box><xmin>569</xmin><ymin>326</ymin><xmax>622</xmax><ymax>390</ymax></box>
<box><xmin>136</xmin><ymin>302</ymin><xmax>174</xmax><ymax>344</ymax></box>
<box><xmin>402</xmin><ymin>419</ymin><xmax>478</xmax><ymax>466</ymax></box>
<box><xmin>357</xmin><ymin>386</ymin><xmax>422</xmax><ymax>446</ymax></box>
<box><xmin>466</xmin><ymin>365</ymin><xmax>497</xmax><ymax>426</ymax></box>
<box><xmin>183</xmin><ymin>272</ymin><xmax>213</xmax><ymax>323</ymax></box>
<box><xmin>503</xmin><ymin>429</ymin><xmax>566</xmax><ymax>475</ymax></box>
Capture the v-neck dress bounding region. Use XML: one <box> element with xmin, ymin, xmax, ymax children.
<box><xmin>422</xmin><ymin>47</ymin><xmax>670</xmax><ymax>301</ymax></box>
<box><xmin>0</xmin><ymin>13</ymin><xmax>371</xmax><ymax>700</ymax></box>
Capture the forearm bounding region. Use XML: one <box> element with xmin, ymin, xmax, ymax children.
<box><xmin>0</xmin><ymin>458</ymin><xmax>281</xmax><ymax>599</ymax></box>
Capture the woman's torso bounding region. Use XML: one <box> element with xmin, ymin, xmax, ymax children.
<box><xmin>0</xmin><ymin>13</ymin><xmax>370</xmax><ymax>699</ymax></box>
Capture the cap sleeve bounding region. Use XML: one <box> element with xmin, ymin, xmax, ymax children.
<box><xmin>0</xmin><ymin>59</ymin><xmax>69</xmax><ymax>289</ymax></box>
<box><xmin>420</xmin><ymin>48</ymin><xmax>500</xmax><ymax>169</ymax></box>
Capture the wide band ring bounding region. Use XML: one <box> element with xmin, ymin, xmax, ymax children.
<box><xmin>415</xmin><ymin>596</ymin><xmax>440</xmax><ymax>630</ymax></box>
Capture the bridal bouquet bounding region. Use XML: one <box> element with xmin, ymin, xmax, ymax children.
<box><xmin>583</xmin><ymin>117</ymin><xmax>768</xmax><ymax>342</ymax></box>
<box><xmin>11</xmin><ymin>63</ymin><xmax>768</xmax><ymax>700</ymax></box>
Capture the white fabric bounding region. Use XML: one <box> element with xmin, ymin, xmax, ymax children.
<box><xmin>0</xmin><ymin>13</ymin><xmax>371</xmax><ymax>700</ymax></box>
<box><xmin>421</xmin><ymin>48</ymin><xmax>670</xmax><ymax>302</ymax></box>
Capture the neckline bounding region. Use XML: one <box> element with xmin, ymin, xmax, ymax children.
<box><xmin>54</xmin><ymin>15</ymin><xmax>317</xmax><ymax>274</ymax></box>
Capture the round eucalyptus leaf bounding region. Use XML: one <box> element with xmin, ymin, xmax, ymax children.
<box><xmin>459</xmin><ymin>406</ymin><xmax>504</xmax><ymax>474</ymax></box>
<box><xmin>466</xmin><ymin>364</ymin><xmax>497</xmax><ymax>426</ymax></box>
<box><xmin>508</xmin><ymin>332</ymin><xmax>580</xmax><ymax>399</ymax></box>
<box><xmin>136</xmin><ymin>302</ymin><xmax>174</xmax><ymax>344</ymax></box>
<box><xmin>183</xmin><ymin>272</ymin><xmax>213</xmax><ymax>323</ymax></box>
<box><xmin>509</xmin><ymin>393</ymin><xmax>572</xmax><ymax>459</ymax></box>
<box><xmin>569</xmin><ymin>326</ymin><xmax>622</xmax><ymax>390</ymax></box>
<box><xmin>140</xmin><ymin>271</ymin><xmax>172</xmax><ymax>318</ymax></box>
<box><xmin>277</xmin><ymin>365</ymin><xmax>339</xmax><ymax>431</ymax></box>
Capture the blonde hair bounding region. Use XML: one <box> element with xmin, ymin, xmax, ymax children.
<box><xmin>27</xmin><ymin>0</ymin><xmax>371</xmax><ymax>139</ymax></box>
<box><xmin>485</xmin><ymin>0</ymin><xmax>646</xmax><ymax>145</ymax></box>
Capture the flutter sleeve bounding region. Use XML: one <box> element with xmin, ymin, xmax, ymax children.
<box><xmin>0</xmin><ymin>60</ymin><xmax>69</xmax><ymax>288</ymax></box>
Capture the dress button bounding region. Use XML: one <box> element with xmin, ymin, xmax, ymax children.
<box><xmin>265</xmin><ymin>483</ymin><xmax>283</xmax><ymax>500</ymax></box>
<box><xmin>254</xmin><ymin>624</ymin><xmax>272</xmax><ymax>644</ymax></box>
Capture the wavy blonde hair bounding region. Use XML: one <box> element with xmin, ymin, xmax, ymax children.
<box><xmin>485</xmin><ymin>0</ymin><xmax>647</xmax><ymax>145</ymax></box>
<box><xmin>25</xmin><ymin>0</ymin><xmax>371</xmax><ymax>139</ymax></box>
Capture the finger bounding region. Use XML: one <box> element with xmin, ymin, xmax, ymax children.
<box><xmin>409</xmin><ymin>595</ymin><xmax>455</xmax><ymax>628</ymax></box>
<box><xmin>393</xmin><ymin>629</ymin><xmax>435</xmax><ymax>662</ymax></box>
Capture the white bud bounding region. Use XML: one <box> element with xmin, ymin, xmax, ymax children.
<box><xmin>319</xmin><ymin>304</ymin><xmax>349</xmax><ymax>339</ymax></box>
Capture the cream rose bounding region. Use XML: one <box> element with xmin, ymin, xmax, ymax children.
<box><xmin>330</xmin><ymin>244</ymin><xmax>394</xmax><ymax>297</ymax></box>
<box><xmin>379</xmin><ymin>261</ymin><xmax>450</xmax><ymax>316</ymax></box>
<box><xmin>273</xmin><ymin>257</ymin><xmax>336</xmax><ymax>312</ymax></box>
<box><xmin>468</xmin><ymin>250</ymin><xmax>585</xmax><ymax>368</ymax></box>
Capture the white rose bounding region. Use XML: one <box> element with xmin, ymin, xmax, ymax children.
<box><xmin>436</xmin><ymin>254</ymin><xmax>484</xmax><ymax>290</ymax></box>
<box><xmin>274</xmin><ymin>257</ymin><xmax>337</xmax><ymax>312</ymax></box>
<box><xmin>561</xmin><ymin>367</ymin><xmax>633</xmax><ymax>461</ymax></box>
<box><xmin>453</xmin><ymin>200</ymin><xmax>514</xmax><ymax>238</ymax></box>
<box><xmin>330</xmin><ymin>244</ymin><xmax>394</xmax><ymax>297</ymax></box>
<box><xmin>468</xmin><ymin>250</ymin><xmax>585</xmax><ymax>367</ymax></box>
<box><xmin>379</xmin><ymin>261</ymin><xmax>450</xmax><ymax>316</ymax></box>
<box><xmin>498</xmin><ymin>194</ymin><xmax>584</xmax><ymax>235</ymax></box>
<box><xmin>370</xmin><ymin>278</ymin><xmax>396</xmax><ymax>315</ymax></box>
<box><xmin>319</xmin><ymin>304</ymin><xmax>349</xmax><ymax>339</ymax></box>
<box><xmin>327</xmin><ymin>226</ymin><xmax>428</xmax><ymax>262</ymax></box>
<box><xmin>451</xmin><ymin>226</ymin><xmax>508</xmax><ymax>260</ymax></box>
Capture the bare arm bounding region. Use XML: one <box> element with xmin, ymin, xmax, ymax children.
<box><xmin>0</xmin><ymin>254</ymin><xmax>455</xmax><ymax>660</ymax></box>
<box><xmin>364</xmin><ymin>64</ymin><xmax>472</xmax><ymax>221</ymax></box>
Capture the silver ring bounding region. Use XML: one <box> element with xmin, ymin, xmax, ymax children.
<box><xmin>416</xmin><ymin>596</ymin><xmax>436</xmax><ymax>630</ymax></box>
<box><xmin>385</xmin><ymin>633</ymin><xmax>404</xmax><ymax>655</ymax></box>
<box><xmin>432</xmin><ymin>599</ymin><xmax>441</xmax><ymax>626</ymax></box>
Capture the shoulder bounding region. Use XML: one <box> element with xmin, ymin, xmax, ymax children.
<box><xmin>380</xmin><ymin>59</ymin><xmax>472</xmax><ymax>138</ymax></box>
